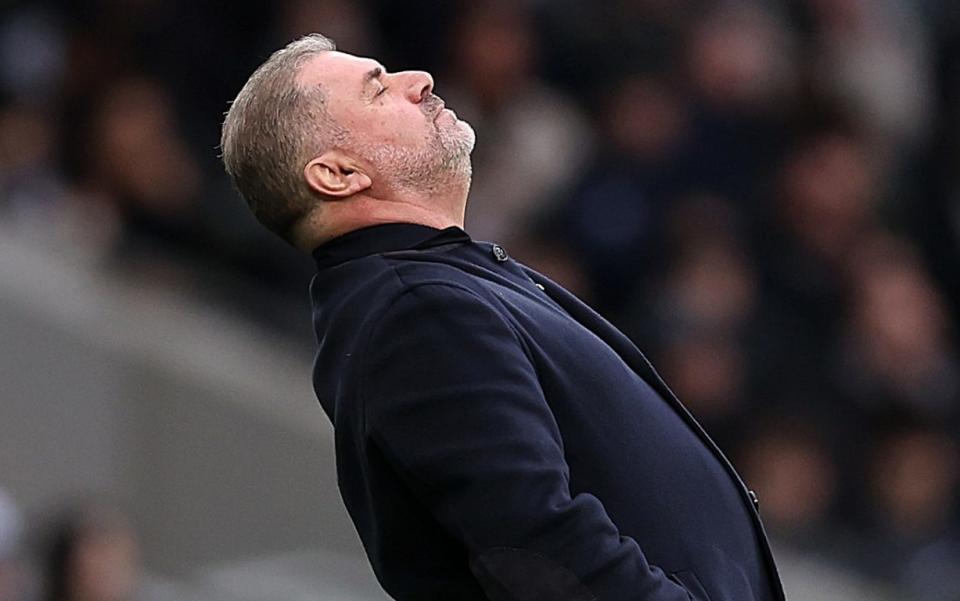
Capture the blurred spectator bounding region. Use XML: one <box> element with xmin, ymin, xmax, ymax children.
<box><xmin>869</xmin><ymin>424</ymin><xmax>958</xmax><ymax>544</ymax></box>
<box><xmin>680</xmin><ymin>2</ymin><xmax>795</xmax><ymax>210</ymax></box>
<box><xmin>42</xmin><ymin>503</ymin><xmax>142</xmax><ymax>601</ymax></box>
<box><xmin>0</xmin><ymin>96</ymin><xmax>124</xmax><ymax>263</ymax></box>
<box><xmin>776</xmin><ymin>128</ymin><xmax>877</xmax><ymax>266</ymax></box>
<box><xmin>858</xmin><ymin>422</ymin><xmax>960</xmax><ymax>598</ymax></box>
<box><xmin>0</xmin><ymin>104</ymin><xmax>73</xmax><ymax>226</ymax></box>
<box><xmin>82</xmin><ymin>76</ymin><xmax>204</xmax><ymax>264</ymax></box>
<box><xmin>557</xmin><ymin>73</ymin><xmax>689</xmax><ymax>313</ymax></box>
<box><xmin>652</xmin><ymin>196</ymin><xmax>757</xmax><ymax>336</ymax></box>
<box><xmin>536</xmin><ymin>0</ymin><xmax>696</xmax><ymax>91</ymax></box>
<box><xmin>837</xmin><ymin>233</ymin><xmax>960</xmax><ymax>421</ymax></box>
<box><xmin>77</xmin><ymin>73</ymin><xmax>314</xmax><ymax>330</ymax></box>
<box><xmin>272</xmin><ymin>0</ymin><xmax>379</xmax><ymax>57</ymax></box>
<box><xmin>657</xmin><ymin>331</ymin><xmax>749</xmax><ymax>447</ymax></box>
<box><xmin>686</xmin><ymin>4</ymin><xmax>794</xmax><ymax>111</ymax></box>
<box><xmin>0</xmin><ymin>488</ymin><xmax>25</xmax><ymax>601</ymax></box>
<box><xmin>0</xmin><ymin>5</ymin><xmax>65</xmax><ymax>103</ymax></box>
<box><xmin>800</xmin><ymin>0</ymin><xmax>932</xmax><ymax>150</ymax></box>
<box><xmin>738</xmin><ymin>416</ymin><xmax>840</xmax><ymax>550</ymax></box>
<box><xmin>443</xmin><ymin>1</ymin><xmax>593</xmax><ymax>248</ymax></box>
<box><xmin>752</xmin><ymin>125</ymin><xmax>879</xmax><ymax>406</ymax></box>
<box><xmin>630</xmin><ymin>196</ymin><xmax>759</xmax><ymax>445</ymax></box>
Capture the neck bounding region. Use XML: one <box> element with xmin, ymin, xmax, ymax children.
<box><xmin>295</xmin><ymin>173</ymin><xmax>470</xmax><ymax>251</ymax></box>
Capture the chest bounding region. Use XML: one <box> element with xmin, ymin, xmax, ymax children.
<box><xmin>484</xmin><ymin>275</ymin><xmax>717</xmax><ymax>459</ymax></box>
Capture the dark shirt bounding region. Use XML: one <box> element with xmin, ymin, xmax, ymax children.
<box><xmin>310</xmin><ymin>223</ymin><xmax>785</xmax><ymax>601</ymax></box>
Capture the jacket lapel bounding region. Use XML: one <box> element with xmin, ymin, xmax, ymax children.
<box><xmin>523</xmin><ymin>269</ymin><xmax>680</xmax><ymax>407</ymax></box>
<box><xmin>522</xmin><ymin>267</ymin><xmax>743</xmax><ymax>477</ymax></box>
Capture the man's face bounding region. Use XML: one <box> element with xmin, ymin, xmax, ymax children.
<box><xmin>298</xmin><ymin>51</ymin><xmax>475</xmax><ymax>191</ymax></box>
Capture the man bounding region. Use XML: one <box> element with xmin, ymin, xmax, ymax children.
<box><xmin>221</xmin><ymin>34</ymin><xmax>786</xmax><ymax>601</ymax></box>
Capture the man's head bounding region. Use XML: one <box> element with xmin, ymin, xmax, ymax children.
<box><xmin>221</xmin><ymin>34</ymin><xmax>476</xmax><ymax>249</ymax></box>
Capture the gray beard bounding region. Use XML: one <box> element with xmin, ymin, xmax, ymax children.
<box><xmin>354</xmin><ymin>119</ymin><xmax>476</xmax><ymax>195</ymax></box>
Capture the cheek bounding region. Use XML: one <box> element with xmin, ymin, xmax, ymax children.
<box><xmin>361</xmin><ymin>105</ymin><xmax>432</xmax><ymax>146</ymax></box>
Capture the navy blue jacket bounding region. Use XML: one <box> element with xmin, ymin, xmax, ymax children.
<box><xmin>310</xmin><ymin>223</ymin><xmax>785</xmax><ymax>601</ymax></box>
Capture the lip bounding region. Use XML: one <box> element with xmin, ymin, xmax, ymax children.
<box><xmin>432</xmin><ymin>101</ymin><xmax>446</xmax><ymax>121</ymax></box>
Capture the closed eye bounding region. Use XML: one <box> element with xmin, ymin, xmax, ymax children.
<box><xmin>375</xmin><ymin>86</ymin><xmax>388</xmax><ymax>97</ymax></box>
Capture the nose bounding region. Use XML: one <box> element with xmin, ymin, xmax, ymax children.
<box><xmin>400</xmin><ymin>70</ymin><xmax>434</xmax><ymax>103</ymax></box>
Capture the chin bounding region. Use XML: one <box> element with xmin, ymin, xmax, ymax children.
<box><xmin>453</xmin><ymin>120</ymin><xmax>477</xmax><ymax>153</ymax></box>
<box><xmin>438</xmin><ymin>119</ymin><xmax>476</xmax><ymax>157</ymax></box>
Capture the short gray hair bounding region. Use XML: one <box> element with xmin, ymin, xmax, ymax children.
<box><xmin>220</xmin><ymin>33</ymin><xmax>344</xmax><ymax>244</ymax></box>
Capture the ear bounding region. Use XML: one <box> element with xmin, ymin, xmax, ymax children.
<box><xmin>303</xmin><ymin>151</ymin><xmax>372</xmax><ymax>199</ymax></box>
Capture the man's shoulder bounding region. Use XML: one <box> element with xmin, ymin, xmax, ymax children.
<box><xmin>310</xmin><ymin>252</ymin><xmax>510</xmax><ymax>402</ymax></box>
<box><xmin>311</xmin><ymin>250</ymin><xmax>501</xmax><ymax>329</ymax></box>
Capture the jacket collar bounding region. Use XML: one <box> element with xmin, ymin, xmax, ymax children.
<box><xmin>312</xmin><ymin>223</ymin><xmax>471</xmax><ymax>270</ymax></box>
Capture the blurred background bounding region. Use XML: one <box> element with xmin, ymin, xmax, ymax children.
<box><xmin>2</xmin><ymin>0</ymin><xmax>960</xmax><ymax>599</ymax></box>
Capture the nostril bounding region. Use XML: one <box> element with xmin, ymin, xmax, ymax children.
<box><xmin>405</xmin><ymin>71</ymin><xmax>434</xmax><ymax>103</ymax></box>
<box><xmin>420</xmin><ymin>72</ymin><xmax>434</xmax><ymax>100</ymax></box>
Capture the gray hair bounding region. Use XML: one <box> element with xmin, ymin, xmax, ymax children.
<box><xmin>220</xmin><ymin>33</ymin><xmax>344</xmax><ymax>244</ymax></box>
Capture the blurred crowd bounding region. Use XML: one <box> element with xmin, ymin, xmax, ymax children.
<box><xmin>0</xmin><ymin>492</ymin><xmax>144</xmax><ymax>601</ymax></box>
<box><xmin>3</xmin><ymin>0</ymin><xmax>960</xmax><ymax>599</ymax></box>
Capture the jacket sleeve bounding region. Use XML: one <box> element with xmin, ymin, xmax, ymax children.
<box><xmin>360</xmin><ymin>283</ymin><xmax>692</xmax><ymax>601</ymax></box>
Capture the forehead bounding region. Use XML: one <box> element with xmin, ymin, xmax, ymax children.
<box><xmin>297</xmin><ymin>51</ymin><xmax>380</xmax><ymax>92</ymax></box>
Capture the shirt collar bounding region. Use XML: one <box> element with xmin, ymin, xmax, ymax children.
<box><xmin>311</xmin><ymin>222</ymin><xmax>471</xmax><ymax>270</ymax></box>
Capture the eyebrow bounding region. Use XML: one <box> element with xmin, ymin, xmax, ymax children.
<box><xmin>362</xmin><ymin>66</ymin><xmax>384</xmax><ymax>92</ymax></box>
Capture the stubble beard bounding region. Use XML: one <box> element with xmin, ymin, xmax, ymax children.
<box><xmin>356</xmin><ymin>115</ymin><xmax>476</xmax><ymax>196</ymax></box>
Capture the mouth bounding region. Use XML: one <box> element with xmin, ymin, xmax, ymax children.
<box><xmin>424</xmin><ymin>94</ymin><xmax>447</xmax><ymax>121</ymax></box>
